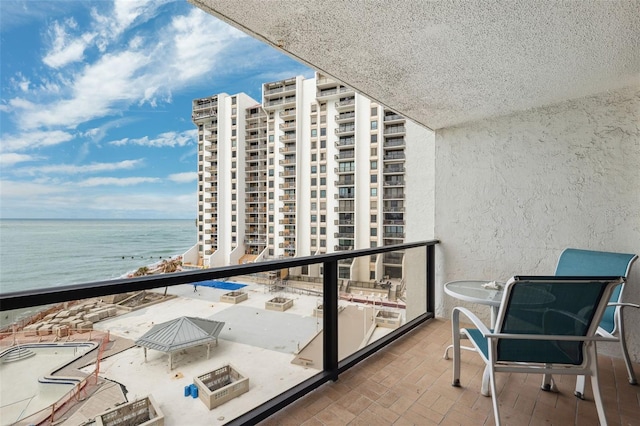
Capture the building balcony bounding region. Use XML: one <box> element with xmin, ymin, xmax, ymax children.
<box><xmin>335</xmin><ymin>98</ymin><xmax>355</xmax><ymax>109</ymax></box>
<box><xmin>383</xmin><ymin>126</ymin><xmax>406</xmax><ymax>135</ymax></box>
<box><xmin>260</xmin><ymin>318</ymin><xmax>632</xmax><ymax>425</ymax></box>
<box><xmin>383</xmin><ymin>166</ymin><xmax>405</xmax><ymax>174</ymax></box>
<box><xmin>335</xmin><ymin>125</ymin><xmax>355</xmax><ymax>136</ymax></box>
<box><xmin>279</xmin><ymin>121</ymin><xmax>296</xmax><ymax>130</ymax></box>
<box><xmin>383</xmin><ymin>113</ymin><xmax>404</xmax><ymax>123</ymax></box>
<box><xmin>280</xmin><ymin>134</ymin><xmax>296</xmax><ymax>142</ymax></box>
<box><xmin>280</xmin><ymin>108</ymin><xmax>296</xmax><ymax>119</ymax></box>
<box><xmin>336</xmin><ymin>137</ymin><xmax>355</xmax><ymax>148</ymax></box>
<box><xmin>335</xmin><ymin>111</ymin><xmax>356</xmax><ymax>123</ymax></box>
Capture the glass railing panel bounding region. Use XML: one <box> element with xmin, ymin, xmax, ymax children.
<box><xmin>0</xmin><ymin>267</ymin><xmax>325</xmax><ymax>425</ymax></box>
<box><xmin>337</xmin><ymin>245</ymin><xmax>427</xmax><ymax>361</ymax></box>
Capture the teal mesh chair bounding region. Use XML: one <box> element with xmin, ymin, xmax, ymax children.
<box><xmin>452</xmin><ymin>276</ymin><xmax>623</xmax><ymax>426</ymax></box>
<box><xmin>555</xmin><ymin>248</ymin><xmax>638</xmax><ymax>398</ymax></box>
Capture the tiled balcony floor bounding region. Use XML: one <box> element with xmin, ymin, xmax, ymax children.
<box><xmin>260</xmin><ymin>318</ymin><xmax>640</xmax><ymax>425</ymax></box>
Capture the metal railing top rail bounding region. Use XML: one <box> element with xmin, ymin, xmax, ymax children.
<box><xmin>1</xmin><ymin>240</ymin><xmax>439</xmax><ymax>311</ymax></box>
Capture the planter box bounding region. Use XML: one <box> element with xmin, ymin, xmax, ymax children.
<box><xmin>265</xmin><ymin>297</ymin><xmax>293</xmax><ymax>312</ymax></box>
<box><xmin>220</xmin><ymin>291</ymin><xmax>248</xmax><ymax>304</ymax></box>
<box><xmin>95</xmin><ymin>395</ymin><xmax>164</xmax><ymax>426</ymax></box>
<box><xmin>375</xmin><ymin>310</ymin><xmax>401</xmax><ymax>329</ymax></box>
<box><xmin>313</xmin><ymin>304</ymin><xmax>323</xmax><ymax>317</ymax></box>
<box><xmin>193</xmin><ymin>365</ymin><xmax>249</xmax><ymax>410</ymax></box>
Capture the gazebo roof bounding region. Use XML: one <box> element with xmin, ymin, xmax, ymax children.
<box><xmin>135</xmin><ymin>316</ymin><xmax>225</xmax><ymax>353</ymax></box>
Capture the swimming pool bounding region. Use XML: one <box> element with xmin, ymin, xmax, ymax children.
<box><xmin>0</xmin><ymin>342</ymin><xmax>96</xmax><ymax>426</ymax></box>
<box><xmin>196</xmin><ymin>280</ymin><xmax>247</xmax><ymax>291</ymax></box>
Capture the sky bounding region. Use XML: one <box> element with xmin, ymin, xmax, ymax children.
<box><xmin>0</xmin><ymin>0</ymin><xmax>313</xmax><ymax>219</ymax></box>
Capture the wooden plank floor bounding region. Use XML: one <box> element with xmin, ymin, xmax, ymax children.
<box><xmin>260</xmin><ymin>318</ymin><xmax>640</xmax><ymax>425</ymax></box>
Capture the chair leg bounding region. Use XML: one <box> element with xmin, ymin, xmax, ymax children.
<box><xmin>618</xmin><ymin>319</ymin><xmax>638</xmax><ymax>385</ymax></box>
<box><xmin>574</xmin><ymin>375</ymin><xmax>586</xmax><ymax>399</ymax></box>
<box><xmin>481</xmin><ymin>365</ymin><xmax>491</xmax><ymax>396</ymax></box>
<box><xmin>541</xmin><ymin>369</ymin><xmax>557</xmax><ymax>392</ymax></box>
<box><xmin>489</xmin><ymin>365</ymin><xmax>501</xmax><ymax>425</ymax></box>
<box><xmin>452</xmin><ymin>311</ymin><xmax>461</xmax><ymax>386</ymax></box>
<box><xmin>588</xmin><ymin>344</ymin><xmax>608</xmax><ymax>426</ymax></box>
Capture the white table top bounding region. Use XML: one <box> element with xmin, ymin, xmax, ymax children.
<box><xmin>444</xmin><ymin>280</ymin><xmax>504</xmax><ymax>307</ymax></box>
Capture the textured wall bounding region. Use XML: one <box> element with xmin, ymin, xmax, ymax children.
<box><xmin>434</xmin><ymin>86</ymin><xmax>640</xmax><ymax>360</ymax></box>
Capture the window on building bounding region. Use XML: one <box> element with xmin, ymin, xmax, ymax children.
<box><xmin>232</xmin><ymin>215</ymin><xmax>236</xmax><ymax>221</ymax></box>
<box><xmin>311</xmin><ymin>190</ymin><xmax>317</xmax><ymax>198</ymax></box>
<box><xmin>232</xmin><ymin>151</ymin><xmax>236</xmax><ymax>158</ymax></box>
<box><xmin>371</xmin><ymin>107</ymin><xmax>377</xmax><ymax>116</ymax></box>
<box><xmin>320</xmin><ymin>153</ymin><xmax>326</xmax><ymax>160</ymax></box>
<box><xmin>231</xmin><ymin>96</ymin><xmax>236</xmax><ymax>105</ymax></box>
<box><xmin>231</xmin><ymin>107</ymin><xmax>237</xmax><ymax>115</ymax></box>
<box><xmin>371</xmin><ymin>160</ymin><xmax>377</xmax><ymax>169</ymax></box>
<box><xmin>371</xmin><ymin>121</ymin><xmax>378</xmax><ymax>130</ymax></box>
<box><xmin>320</xmin><ymin>177</ymin><xmax>326</xmax><ymax>185</ymax></box>
<box><xmin>311</xmin><ymin>239</ymin><xmax>317</xmax><ymax>246</ymax></box>
<box><xmin>311</xmin><ymin>214</ymin><xmax>317</xmax><ymax>222</ymax></box>
<box><xmin>320</xmin><ymin>240</ymin><xmax>326</xmax><ymax>247</ymax></box>
<box><xmin>311</xmin><ymin>141</ymin><xmax>317</xmax><ymax>149</ymax></box>
<box><xmin>311</xmin><ymin>178</ymin><xmax>317</xmax><ymax>186</ymax></box>
<box><xmin>311</xmin><ymin>129</ymin><xmax>317</xmax><ymax>137</ymax></box>
<box><xmin>269</xmin><ymin>216</ymin><xmax>274</xmax><ymax>222</ymax></box>
<box><xmin>269</xmin><ymin>158</ymin><xmax>274</xmax><ymax>165</ymax></box>
<box><xmin>371</xmin><ymin>148</ymin><xmax>377</xmax><ymax>156</ymax></box>
<box><xmin>269</xmin><ymin>169</ymin><xmax>274</xmax><ymax>176</ymax></box>
<box><xmin>320</xmin><ymin>227</ymin><xmax>326</xmax><ymax>235</ymax></box>
<box><xmin>371</xmin><ymin>215</ymin><xmax>377</xmax><ymax>222</ymax></box>
<box><xmin>232</xmin><ymin>183</ymin><xmax>236</xmax><ymax>189</ymax></box>
<box><xmin>320</xmin><ymin>164</ymin><xmax>326</xmax><ymax>173</ymax></box>
<box><xmin>370</xmin><ymin>200</ymin><xmax>377</xmax><ymax>209</ymax></box>
<box><xmin>311</xmin><ymin>227</ymin><xmax>317</xmax><ymax>234</ymax></box>
<box><xmin>320</xmin><ymin>140</ymin><xmax>326</xmax><ymax>148</ymax></box>
<box><xmin>231</xmin><ymin>172</ymin><xmax>236</xmax><ymax>179</ymax></box>
<box><xmin>199</xmin><ymin>135</ymin><xmax>203</xmax><ymax>141</ymax></box>
<box><xmin>232</xmin><ymin>129</ymin><xmax>236</xmax><ymax>136</ymax></box>
<box><xmin>232</xmin><ymin>225</ymin><xmax>236</xmax><ymax>232</ymax></box>
<box><xmin>320</xmin><ymin>190</ymin><xmax>326</xmax><ymax>198</ymax></box>
<box><xmin>269</xmin><ymin>181</ymin><xmax>274</xmax><ymax>188</ymax></box>
<box><xmin>231</xmin><ymin>194</ymin><xmax>236</xmax><ymax>200</ymax></box>
<box><xmin>199</xmin><ymin>124</ymin><xmax>203</xmax><ymax>130</ymax></box>
<box><xmin>311</xmin><ymin>165</ymin><xmax>317</xmax><ymax>173</ymax></box>
<box><xmin>370</xmin><ymin>228</ymin><xmax>377</xmax><ymax>236</ymax></box>
<box><xmin>269</xmin><ymin>192</ymin><xmax>274</xmax><ymax>199</ymax></box>
<box><xmin>232</xmin><ymin>118</ymin><xmax>236</xmax><ymax>125</ymax></box>
<box><xmin>371</xmin><ymin>174</ymin><xmax>377</xmax><ymax>183</ymax></box>
<box><xmin>320</xmin><ymin>214</ymin><xmax>326</xmax><ymax>222</ymax></box>
<box><xmin>232</xmin><ymin>204</ymin><xmax>236</xmax><ymax>211</ymax></box>
<box><xmin>269</xmin><ymin>203</ymin><xmax>274</xmax><ymax>211</ymax></box>
<box><xmin>371</xmin><ymin>134</ymin><xmax>377</xmax><ymax>143</ymax></box>
<box><xmin>320</xmin><ymin>127</ymin><xmax>326</xmax><ymax>136</ymax></box>
<box><xmin>371</xmin><ymin>188</ymin><xmax>377</xmax><ymax>196</ymax></box>
<box><xmin>311</xmin><ymin>153</ymin><xmax>317</xmax><ymax>161</ymax></box>
<box><xmin>269</xmin><ymin>135</ymin><xmax>274</xmax><ymax>142</ymax></box>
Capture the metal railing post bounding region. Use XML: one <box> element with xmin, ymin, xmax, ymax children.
<box><xmin>427</xmin><ymin>244</ymin><xmax>435</xmax><ymax>314</ymax></box>
<box><xmin>323</xmin><ymin>260</ymin><xmax>339</xmax><ymax>381</ymax></box>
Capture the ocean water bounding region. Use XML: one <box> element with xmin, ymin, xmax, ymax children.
<box><xmin>0</xmin><ymin>219</ymin><xmax>196</xmax><ymax>294</ymax></box>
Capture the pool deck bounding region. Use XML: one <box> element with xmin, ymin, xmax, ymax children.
<box><xmin>1</xmin><ymin>280</ymin><xmax>398</xmax><ymax>425</ymax></box>
<box><xmin>63</xmin><ymin>281</ymin><xmax>377</xmax><ymax>425</ymax></box>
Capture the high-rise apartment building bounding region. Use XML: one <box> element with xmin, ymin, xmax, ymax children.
<box><xmin>187</xmin><ymin>73</ymin><xmax>432</xmax><ymax>283</ymax></box>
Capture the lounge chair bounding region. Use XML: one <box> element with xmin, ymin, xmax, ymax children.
<box><xmin>554</xmin><ymin>248</ymin><xmax>638</xmax><ymax>398</ymax></box>
<box><xmin>451</xmin><ymin>275</ymin><xmax>623</xmax><ymax>426</ymax></box>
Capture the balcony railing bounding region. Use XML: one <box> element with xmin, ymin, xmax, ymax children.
<box><xmin>0</xmin><ymin>241</ymin><xmax>438</xmax><ymax>426</ymax></box>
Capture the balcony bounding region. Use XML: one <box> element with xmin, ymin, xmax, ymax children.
<box><xmin>259</xmin><ymin>318</ymin><xmax>635</xmax><ymax>426</ymax></box>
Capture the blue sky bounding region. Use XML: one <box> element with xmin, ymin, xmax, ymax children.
<box><xmin>0</xmin><ymin>0</ymin><xmax>312</xmax><ymax>219</ymax></box>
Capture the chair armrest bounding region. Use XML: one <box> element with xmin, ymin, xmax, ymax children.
<box><xmin>451</xmin><ymin>306</ymin><xmax>491</xmax><ymax>335</ymax></box>
<box><xmin>607</xmin><ymin>302</ymin><xmax>640</xmax><ymax>309</ymax></box>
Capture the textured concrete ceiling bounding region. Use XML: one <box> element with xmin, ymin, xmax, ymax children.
<box><xmin>189</xmin><ymin>0</ymin><xmax>640</xmax><ymax>130</ymax></box>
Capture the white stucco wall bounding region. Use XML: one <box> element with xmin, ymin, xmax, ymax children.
<box><xmin>434</xmin><ymin>86</ymin><xmax>640</xmax><ymax>361</ymax></box>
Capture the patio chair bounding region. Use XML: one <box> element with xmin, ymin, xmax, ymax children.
<box><xmin>451</xmin><ymin>275</ymin><xmax>623</xmax><ymax>426</ymax></box>
<box><xmin>555</xmin><ymin>248</ymin><xmax>638</xmax><ymax>398</ymax></box>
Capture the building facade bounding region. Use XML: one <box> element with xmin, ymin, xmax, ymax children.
<box><xmin>188</xmin><ymin>73</ymin><xmax>432</xmax><ymax>283</ymax></box>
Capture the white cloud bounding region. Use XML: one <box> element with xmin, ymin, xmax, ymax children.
<box><xmin>18</xmin><ymin>159</ymin><xmax>143</xmax><ymax>176</ymax></box>
<box><xmin>109</xmin><ymin>130</ymin><xmax>195</xmax><ymax>147</ymax></box>
<box><xmin>43</xmin><ymin>18</ymin><xmax>95</xmax><ymax>68</ymax></box>
<box><xmin>0</xmin><ymin>179</ymin><xmax>71</xmax><ymax>198</ymax></box>
<box><xmin>168</xmin><ymin>172</ymin><xmax>196</xmax><ymax>183</ymax></box>
<box><xmin>0</xmin><ymin>153</ymin><xmax>40</xmax><ymax>167</ymax></box>
<box><xmin>78</xmin><ymin>176</ymin><xmax>160</xmax><ymax>187</ymax></box>
<box><xmin>0</xmin><ymin>130</ymin><xmax>75</xmax><ymax>152</ymax></box>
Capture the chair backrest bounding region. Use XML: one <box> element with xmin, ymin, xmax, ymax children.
<box><xmin>495</xmin><ymin>276</ymin><xmax>622</xmax><ymax>365</ymax></box>
<box><xmin>555</xmin><ymin>248</ymin><xmax>637</xmax><ymax>333</ymax></box>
